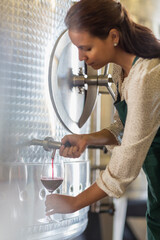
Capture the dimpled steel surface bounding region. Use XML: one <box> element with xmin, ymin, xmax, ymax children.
<box><xmin>0</xmin><ymin>1</ymin><xmax>89</xmax><ymax>239</ymax></box>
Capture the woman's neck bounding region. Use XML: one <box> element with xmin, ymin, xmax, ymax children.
<box><xmin>113</xmin><ymin>50</ymin><xmax>136</xmax><ymax>77</ymax></box>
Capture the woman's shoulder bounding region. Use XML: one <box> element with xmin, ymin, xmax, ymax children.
<box><xmin>130</xmin><ymin>57</ymin><xmax>160</xmax><ymax>88</ymax></box>
<box><xmin>135</xmin><ymin>57</ymin><xmax>160</xmax><ymax>75</ymax></box>
<box><xmin>129</xmin><ymin>57</ymin><xmax>160</xmax><ymax>97</ymax></box>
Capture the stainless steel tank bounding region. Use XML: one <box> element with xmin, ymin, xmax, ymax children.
<box><xmin>0</xmin><ymin>1</ymin><xmax>90</xmax><ymax>239</ymax></box>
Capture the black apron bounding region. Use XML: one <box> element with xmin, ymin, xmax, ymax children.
<box><xmin>114</xmin><ymin>58</ymin><xmax>160</xmax><ymax>240</ymax></box>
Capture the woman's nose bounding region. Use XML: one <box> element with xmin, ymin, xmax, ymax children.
<box><xmin>78</xmin><ymin>50</ymin><xmax>88</xmax><ymax>62</ymax></box>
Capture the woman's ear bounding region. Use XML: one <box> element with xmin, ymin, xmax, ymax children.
<box><xmin>109</xmin><ymin>28</ymin><xmax>119</xmax><ymax>46</ymax></box>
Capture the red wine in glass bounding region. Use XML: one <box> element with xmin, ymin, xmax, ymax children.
<box><xmin>41</xmin><ymin>177</ymin><xmax>63</xmax><ymax>193</ymax></box>
<box><xmin>38</xmin><ymin>161</ymin><xmax>64</xmax><ymax>223</ymax></box>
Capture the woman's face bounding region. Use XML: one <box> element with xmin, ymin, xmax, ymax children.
<box><xmin>69</xmin><ymin>29</ymin><xmax>117</xmax><ymax>70</ymax></box>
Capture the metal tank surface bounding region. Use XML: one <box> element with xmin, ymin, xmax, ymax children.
<box><xmin>0</xmin><ymin>1</ymin><xmax>90</xmax><ymax>239</ymax></box>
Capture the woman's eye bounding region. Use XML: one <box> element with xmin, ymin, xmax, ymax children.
<box><xmin>78</xmin><ymin>46</ymin><xmax>91</xmax><ymax>51</ymax></box>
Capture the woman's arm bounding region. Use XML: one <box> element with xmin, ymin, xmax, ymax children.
<box><xmin>75</xmin><ymin>182</ymin><xmax>108</xmax><ymax>209</ymax></box>
<box><xmin>45</xmin><ymin>182</ymin><xmax>107</xmax><ymax>215</ymax></box>
<box><xmin>82</xmin><ymin>129</ymin><xmax>118</xmax><ymax>146</ymax></box>
<box><xmin>59</xmin><ymin>129</ymin><xmax>118</xmax><ymax>158</ymax></box>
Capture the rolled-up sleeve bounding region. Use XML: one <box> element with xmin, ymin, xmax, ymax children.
<box><xmin>96</xmin><ymin>58</ymin><xmax>160</xmax><ymax>198</ymax></box>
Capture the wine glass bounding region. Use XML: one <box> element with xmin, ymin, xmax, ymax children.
<box><xmin>39</xmin><ymin>160</ymin><xmax>64</xmax><ymax>223</ymax></box>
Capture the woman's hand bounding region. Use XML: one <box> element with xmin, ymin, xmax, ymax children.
<box><xmin>45</xmin><ymin>194</ymin><xmax>77</xmax><ymax>215</ymax></box>
<box><xmin>59</xmin><ymin>134</ymin><xmax>88</xmax><ymax>158</ymax></box>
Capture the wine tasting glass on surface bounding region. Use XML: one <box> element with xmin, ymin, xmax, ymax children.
<box><xmin>39</xmin><ymin>161</ymin><xmax>64</xmax><ymax>223</ymax></box>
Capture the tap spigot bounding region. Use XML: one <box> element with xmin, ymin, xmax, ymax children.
<box><xmin>29</xmin><ymin>137</ymin><xmax>62</xmax><ymax>152</ymax></box>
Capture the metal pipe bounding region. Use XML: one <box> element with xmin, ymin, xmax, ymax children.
<box><xmin>73</xmin><ymin>74</ymin><xmax>115</xmax><ymax>101</ymax></box>
<box><xmin>29</xmin><ymin>137</ymin><xmax>62</xmax><ymax>151</ymax></box>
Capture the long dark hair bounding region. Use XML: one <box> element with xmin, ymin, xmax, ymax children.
<box><xmin>65</xmin><ymin>0</ymin><xmax>160</xmax><ymax>58</ymax></box>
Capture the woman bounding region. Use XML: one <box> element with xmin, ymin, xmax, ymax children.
<box><xmin>45</xmin><ymin>0</ymin><xmax>160</xmax><ymax>239</ymax></box>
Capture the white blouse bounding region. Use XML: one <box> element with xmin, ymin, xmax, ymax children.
<box><xmin>96</xmin><ymin>57</ymin><xmax>160</xmax><ymax>198</ymax></box>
